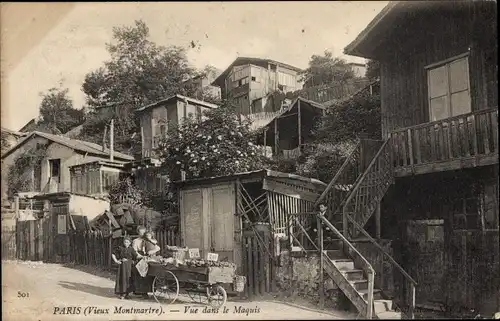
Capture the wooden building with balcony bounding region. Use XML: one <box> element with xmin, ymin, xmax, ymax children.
<box><xmin>342</xmin><ymin>0</ymin><xmax>498</xmax><ymax>316</ymax></box>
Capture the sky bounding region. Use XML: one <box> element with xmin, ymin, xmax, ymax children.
<box><xmin>1</xmin><ymin>1</ymin><xmax>388</xmax><ymax>131</ymax></box>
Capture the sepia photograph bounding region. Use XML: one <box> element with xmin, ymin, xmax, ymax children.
<box><xmin>1</xmin><ymin>1</ymin><xmax>498</xmax><ymax>320</ymax></box>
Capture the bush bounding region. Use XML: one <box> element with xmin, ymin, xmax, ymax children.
<box><xmin>157</xmin><ymin>102</ymin><xmax>271</xmax><ymax>179</ymax></box>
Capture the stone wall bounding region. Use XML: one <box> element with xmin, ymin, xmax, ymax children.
<box><xmin>275</xmin><ymin>251</ymin><xmax>353</xmax><ymax>311</ymax></box>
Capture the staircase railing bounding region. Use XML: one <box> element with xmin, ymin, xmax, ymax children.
<box><xmin>318</xmin><ymin>214</ymin><xmax>375</xmax><ymax>319</ymax></box>
<box><xmin>313</xmin><ymin>140</ymin><xmax>363</xmax><ymax>219</ymax></box>
<box><xmin>342</xmin><ymin>138</ymin><xmax>394</xmax><ymax>237</ymax></box>
<box><xmin>344</xmin><ymin>213</ymin><xmax>417</xmax><ymax>319</ymax></box>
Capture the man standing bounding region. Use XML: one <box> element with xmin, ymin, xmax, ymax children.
<box><xmin>132</xmin><ymin>226</ymin><xmax>154</xmax><ymax>298</ymax></box>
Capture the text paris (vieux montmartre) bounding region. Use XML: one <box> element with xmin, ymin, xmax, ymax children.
<box><xmin>52</xmin><ymin>305</ymin><xmax>261</xmax><ymax>316</ymax></box>
<box><xmin>53</xmin><ymin>306</ymin><xmax>164</xmax><ymax>316</ymax></box>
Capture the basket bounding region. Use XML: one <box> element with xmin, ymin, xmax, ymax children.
<box><xmin>233</xmin><ymin>275</ymin><xmax>246</xmax><ymax>293</ymax></box>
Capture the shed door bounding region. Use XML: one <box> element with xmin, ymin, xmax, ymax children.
<box><xmin>210</xmin><ymin>184</ymin><xmax>235</xmax><ymax>255</ymax></box>
<box><xmin>181</xmin><ymin>189</ymin><xmax>203</xmax><ymax>250</ymax></box>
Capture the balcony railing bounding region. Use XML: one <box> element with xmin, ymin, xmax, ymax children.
<box><xmin>390</xmin><ymin>108</ymin><xmax>498</xmax><ymax>176</ymax></box>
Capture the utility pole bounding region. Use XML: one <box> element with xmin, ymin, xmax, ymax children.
<box><xmin>109</xmin><ymin>119</ymin><xmax>114</xmax><ymax>162</ymax></box>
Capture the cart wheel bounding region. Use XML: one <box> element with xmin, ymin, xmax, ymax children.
<box><xmin>206</xmin><ymin>285</ymin><xmax>227</xmax><ymax>308</ymax></box>
<box><xmin>152</xmin><ymin>271</ymin><xmax>179</xmax><ymax>304</ymax></box>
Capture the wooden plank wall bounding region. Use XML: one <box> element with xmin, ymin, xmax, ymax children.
<box><xmin>267</xmin><ymin>191</ymin><xmax>315</xmax><ymax>235</ymax></box>
<box><xmin>379</xmin><ymin>1</ymin><xmax>497</xmax><ymax>137</ymax></box>
<box><xmin>242</xmin><ymin>229</ymin><xmax>276</xmax><ymax>298</ymax></box>
<box><xmin>1</xmin><ymin>222</ymin><xmax>16</xmax><ymax>260</ymax></box>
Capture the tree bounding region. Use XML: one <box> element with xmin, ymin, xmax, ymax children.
<box><xmin>314</xmin><ymin>90</ymin><xmax>381</xmax><ymax>145</ymax></box>
<box><xmin>366</xmin><ymin>59</ymin><xmax>380</xmax><ymax>81</ymax></box>
<box><xmin>157</xmin><ymin>101</ymin><xmax>269</xmax><ymax>179</ymax></box>
<box><xmin>37</xmin><ymin>87</ymin><xmax>84</xmax><ymax>135</ymax></box>
<box><xmin>79</xmin><ymin>20</ymin><xmax>210</xmax><ymax>154</ymax></box>
<box><xmin>300</xmin><ymin>51</ymin><xmax>356</xmax><ymax>87</ymax></box>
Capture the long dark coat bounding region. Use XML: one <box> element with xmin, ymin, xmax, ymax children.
<box><xmin>113</xmin><ymin>246</ymin><xmax>138</xmax><ymax>295</ymax></box>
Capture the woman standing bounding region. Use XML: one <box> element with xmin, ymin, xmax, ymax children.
<box><xmin>112</xmin><ymin>237</ymin><xmax>142</xmax><ymax>299</ymax></box>
<box><xmin>132</xmin><ymin>226</ymin><xmax>154</xmax><ymax>298</ymax></box>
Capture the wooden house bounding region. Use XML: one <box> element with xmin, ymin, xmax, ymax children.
<box><xmin>136</xmin><ymin>94</ymin><xmax>219</xmax><ymax>159</ymax></box>
<box><xmin>1</xmin><ymin>131</ymin><xmax>134</xmax><ymax>199</ymax></box>
<box><xmin>69</xmin><ymin>160</ymin><xmax>127</xmax><ymax>196</ymax></box>
<box><xmin>212</xmin><ymin>57</ymin><xmax>303</xmax><ymax>115</ymax></box>
<box><xmin>175</xmin><ymin>169</ymin><xmax>326</xmax><ymax>296</ymax></box>
<box><xmin>298</xmin><ymin>1</ymin><xmax>498</xmax><ymax>318</ymax></box>
<box><xmin>253</xmin><ymin>97</ymin><xmax>325</xmax><ymax>159</ymax></box>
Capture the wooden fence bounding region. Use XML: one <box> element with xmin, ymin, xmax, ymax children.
<box><xmin>2</xmin><ymin>222</ymin><xmax>16</xmax><ymax>260</ymax></box>
<box><xmin>14</xmin><ymin>217</ymin><xmax>180</xmax><ymax>266</ymax></box>
<box><xmin>241</xmin><ymin>229</ymin><xmax>277</xmax><ymax>298</ymax></box>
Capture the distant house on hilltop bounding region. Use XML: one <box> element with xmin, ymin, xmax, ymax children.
<box><xmin>212</xmin><ymin>57</ymin><xmax>303</xmax><ymax>115</ymax></box>
<box><xmin>135</xmin><ymin>94</ymin><xmax>219</xmax><ymax>160</ymax></box>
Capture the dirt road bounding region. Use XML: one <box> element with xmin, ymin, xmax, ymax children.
<box><xmin>2</xmin><ymin>260</ymin><xmax>353</xmax><ymax>321</ymax></box>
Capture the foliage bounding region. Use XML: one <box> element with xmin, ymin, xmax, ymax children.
<box><xmin>365</xmin><ymin>59</ymin><xmax>380</xmax><ymax>81</ymax></box>
<box><xmin>79</xmin><ymin>20</ymin><xmax>216</xmax><ymax>154</ymax></box>
<box><xmin>108</xmin><ymin>177</ymin><xmax>144</xmax><ymax>205</ymax></box>
<box><xmin>35</xmin><ymin>87</ymin><xmax>85</xmax><ymax>135</ymax></box>
<box><xmin>314</xmin><ymin>91</ymin><xmax>381</xmax><ymax>145</ymax></box>
<box><xmin>295</xmin><ymin>142</ymin><xmax>354</xmax><ymax>183</ymax></box>
<box><xmin>300</xmin><ymin>51</ymin><xmax>356</xmax><ymax>86</ymax></box>
<box><xmin>7</xmin><ymin>144</ymin><xmax>48</xmax><ymax>197</ymax></box>
<box><xmin>157</xmin><ymin>101</ymin><xmax>270</xmax><ymax>179</ymax></box>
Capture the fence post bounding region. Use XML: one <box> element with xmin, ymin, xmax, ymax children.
<box><xmin>317</xmin><ymin>215</ymin><xmax>324</xmax><ymax>309</ymax></box>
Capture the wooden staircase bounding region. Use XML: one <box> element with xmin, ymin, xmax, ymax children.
<box><xmin>289</xmin><ymin>138</ymin><xmax>417</xmax><ymax>319</ymax></box>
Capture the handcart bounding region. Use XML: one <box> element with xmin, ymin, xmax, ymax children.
<box><xmin>147</xmin><ymin>261</ymin><xmax>240</xmax><ymax>308</ymax></box>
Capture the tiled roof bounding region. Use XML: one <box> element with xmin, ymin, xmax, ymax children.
<box><xmin>1</xmin><ymin>131</ymin><xmax>134</xmax><ymax>161</ymax></box>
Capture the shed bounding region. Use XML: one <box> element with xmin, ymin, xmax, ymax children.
<box><xmin>174</xmin><ymin>169</ymin><xmax>326</xmax><ymax>273</ymax></box>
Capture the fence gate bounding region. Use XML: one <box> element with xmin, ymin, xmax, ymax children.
<box><xmin>241</xmin><ymin>226</ymin><xmax>277</xmax><ymax>298</ymax></box>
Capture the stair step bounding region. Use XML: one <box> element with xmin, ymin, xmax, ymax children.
<box><xmin>323</xmin><ymin>239</ymin><xmax>343</xmax><ymax>250</ymax></box>
<box><xmin>376</xmin><ymin>311</ymin><xmax>402</xmax><ymax>319</ymax></box>
<box><xmin>342</xmin><ymin>269</ymin><xmax>365</xmax><ymax>281</ymax></box>
<box><xmin>332</xmin><ymin>259</ymin><xmax>355</xmax><ymax>270</ymax></box>
<box><xmin>323</xmin><ymin>250</ymin><xmax>347</xmax><ymax>259</ymax></box>
<box><xmin>358</xmin><ymin>288</ymin><xmax>383</xmax><ymax>300</ymax></box>
<box><xmin>350</xmin><ymin>279</ymin><xmax>368</xmax><ymax>290</ymax></box>
<box><xmin>374</xmin><ymin>299</ymin><xmax>393</xmax><ymax>313</ymax></box>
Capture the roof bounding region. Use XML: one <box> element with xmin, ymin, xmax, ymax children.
<box><xmin>1</xmin><ymin>127</ymin><xmax>26</xmax><ymax>137</ymax></box>
<box><xmin>347</xmin><ymin>62</ymin><xmax>366</xmax><ymax>67</ymax></box>
<box><xmin>175</xmin><ymin>169</ymin><xmax>326</xmax><ymax>189</ymax></box>
<box><xmin>19</xmin><ymin>119</ymin><xmax>36</xmax><ymax>132</ymax></box>
<box><xmin>136</xmin><ymin>94</ymin><xmax>219</xmax><ymax>113</ymax></box>
<box><xmin>249</xmin><ymin>96</ymin><xmax>325</xmax><ymax>131</ymax></box>
<box><xmin>69</xmin><ymin>159</ymin><xmax>127</xmax><ymax>170</ymax></box>
<box><xmin>213</xmin><ymin>57</ymin><xmax>302</xmax><ymax>87</ymax></box>
<box><xmin>343</xmin><ymin>1</ymin><xmax>401</xmax><ymax>58</ymax></box>
<box><xmin>1</xmin><ymin>131</ymin><xmax>134</xmax><ymax>161</ymax></box>
<box><xmin>344</xmin><ymin>1</ymin><xmax>470</xmax><ymax>58</ymax></box>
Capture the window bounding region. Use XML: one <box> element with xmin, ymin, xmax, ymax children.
<box><xmin>251</xmin><ymin>76</ymin><xmax>256</xmax><ymax>81</ymax></box>
<box><xmin>49</xmin><ymin>159</ymin><xmax>61</xmax><ymax>182</ymax></box>
<box><xmin>427</xmin><ymin>55</ymin><xmax>471</xmax><ymax>121</ymax></box>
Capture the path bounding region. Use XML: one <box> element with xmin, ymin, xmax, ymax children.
<box><xmin>2</xmin><ymin>260</ymin><xmax>354</xmax><ymax>321</ymax></box>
